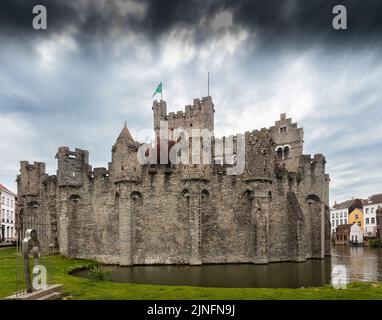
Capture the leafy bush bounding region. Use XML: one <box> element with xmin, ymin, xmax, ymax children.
<box><xmin>369</xmin><ymin>239</ymin><xmax>382</xmax><ymax>248</ymax></box>
<box><xmin>88</xmin><ymin>265</ymin><xmax>111</xmax><ymax>281</ymax></box>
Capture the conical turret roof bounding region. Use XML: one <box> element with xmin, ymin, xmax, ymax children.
<box><xmin>117</xmin><ymin>121</ymin><xmax>134</xmax><ymax>142</ymax></box>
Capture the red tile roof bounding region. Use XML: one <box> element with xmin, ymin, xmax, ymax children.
<box><xmin>0</xmin><ymin>184</ymin><xmax>16</xmax><ymax>197</ymax></box>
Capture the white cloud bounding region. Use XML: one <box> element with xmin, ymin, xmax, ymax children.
<box><xmin>35</xmin><ymin>31</ymin><xmax>78</xmax><ymax>71</ymax></box>
<box><xmin>1</xmin><ymin>25</ymin><xmax>381</xmax><ymax>204</ymax></box>
<box><xmin>0</xmin><ymin>114</ymin><xmax>39</xmax><ymax>192</ymax></box>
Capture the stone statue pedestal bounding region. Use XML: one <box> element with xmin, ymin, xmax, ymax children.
<box><xmin>4</xmin><ymin>284</ymin><xmax>63</xmax><ymax>300</ymax></box>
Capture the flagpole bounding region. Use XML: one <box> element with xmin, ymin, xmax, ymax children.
<box><xmin>161</xmin><ymin>81</ymin><xmax>163</xmax><ymax>101</ymax></box>
<box><xmin>208</xmin><ymin>72</ymin><xmax>210</xmax><ymax>97</ymax></box>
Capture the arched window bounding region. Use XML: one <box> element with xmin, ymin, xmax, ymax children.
<box><xmin>284</xmin><ymin>146</ymin><xmax>290</xmax><ymax>159</ymax></box>
<box><xmin>69</xmin><ymin>194</ymin><xmax>81</xmax><ymax>203</ymax></box>
<box><xmin>181</xmin><ymin>189</ymin><xmax>190</xmax><ymax>198</ymax></box>
<box><xmin>276</xmin><ymin>147</ymin><xmax>283</xmax><ymax>159</ymax></box>
<box><xmin>131</xmin><ymin>191</ymin><xmax>143</xmax><ymax>201</ymax></box>
<box><xmin>201</xmin><ymin>189</ymin><xmax>210</xmax><ymax>199</ymax></box>
<box><xmin>27</xmin><ymin>201</ymin><xmax>39</xmax><ymax>209</ymax></box>
<box><xmin>305</xmin><ymin>194</ymin><xmax>321</xmax><ymax>205</ymax></box>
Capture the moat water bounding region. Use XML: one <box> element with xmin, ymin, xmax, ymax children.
<box><xmin>74</xmin><ymin>247</ymin><xmax>382</xmax><ymax>288</ymax></box>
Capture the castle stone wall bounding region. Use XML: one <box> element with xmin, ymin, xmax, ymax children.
<box><xmin>16</xmin><ymin>96</ymin><xmax>330</xmax><ymax>265</ymax></box>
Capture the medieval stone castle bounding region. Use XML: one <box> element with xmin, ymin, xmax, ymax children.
<box><xmin>16</xmin><ymin>96</ymin><xmax>331</xmax><ymax>265</ymax></box>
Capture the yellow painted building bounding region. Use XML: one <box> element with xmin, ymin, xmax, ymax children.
<box><xmin>348</xmin><ymin>208</ymin><xmax>364</xmax><ymax>231</ymax></box>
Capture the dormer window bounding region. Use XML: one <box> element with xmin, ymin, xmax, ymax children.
<box><xmin>280</xmin><ymin>126</ymin><xmax>287</xmax><ymax>133</ymax></box>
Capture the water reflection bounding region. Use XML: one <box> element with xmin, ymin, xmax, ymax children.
<box><xmin>74</xmin><ymin>247</ymin><xmax>382</xmax><ymax>288</ymax></box>
<box><xmin>332</xmin><ymin>246</ymin><xmax>382</xmax><ymax>283</ymax></box>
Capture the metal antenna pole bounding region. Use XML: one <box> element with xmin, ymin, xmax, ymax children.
<box><xmin>208</xmin><ymin>72</ymin><xmax>210</xmax><ymax>97</ymax></box>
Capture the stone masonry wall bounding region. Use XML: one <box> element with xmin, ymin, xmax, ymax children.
<box><xmin>16</xmin><ymin>96</ymin><xmax>330</xmax><ymax>266</ymax></box>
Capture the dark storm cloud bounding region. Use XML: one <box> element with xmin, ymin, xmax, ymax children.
<box><xmin>1</xmin><ymin>0</ymin><xmax>382</xmax><ymax>47</ymax></box>
<box><xmin>1</xmin><ymin>0</ymin><xmax>382</xmax><ymax>201</ymax></box>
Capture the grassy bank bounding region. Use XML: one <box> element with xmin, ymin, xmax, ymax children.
<box><xmin>1</xmin><ymin>247</ymin><xmax>382</xmax><ymax>300</ymax></box>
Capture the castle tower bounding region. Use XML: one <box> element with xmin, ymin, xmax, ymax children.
<box><xmin>152</xmin><ymin>96</ymin><xmax>215</xmax><ymax>139</ymax></box>
<box><xmin>111</xmin><ymin>122</ymin><xmax>142</xmax><ymax>183</ymax></box>
<box><xmin>152</xmin><ymin>100</ymin><xmax>167</xmax><ymax>138</ymax></box>
<box><xmin>17</xmin><ymin>161</ymin><xmax>47</xmax><ymax>196</ymax></box>
<box><xmin>16</xmin><ymin>161</ymin><xmax>47</xmax><ymax>230</ymax></box>
<box><xmin>269</xmin><ymin>113</ymin><xmax>304</xmax><ymax>172</ymax></box>
<box><xmin>56</xmin><ymin>147</ymin><xmax>90</xmax><ymax>187</ymax></box>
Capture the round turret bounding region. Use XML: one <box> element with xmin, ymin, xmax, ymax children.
<box><xmin>111</xmin><ymin>122</ymin><xmax>142</xmax><ymax>182</ymax></box>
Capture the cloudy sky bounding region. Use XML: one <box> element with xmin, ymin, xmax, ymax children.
<box><xmin>0</xmin><ymin>0</ymin><xmax>381</xmax><ymax>204</ymax></box>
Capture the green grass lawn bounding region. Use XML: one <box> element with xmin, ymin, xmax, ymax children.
<box><xmin>1</xmin><ymin>247</ymin><xmax>382</xmax><ymax>300</ymax></box>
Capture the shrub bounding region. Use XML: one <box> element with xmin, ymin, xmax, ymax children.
<box><xmin>88</xmin><ymin>265</ymin><xmax>111</xmax><ymax>281</ymax></box>
<box><xmin>369</xmin><ymin>239</ymin><xmax>382</xmax><ymax>248</ymax></box>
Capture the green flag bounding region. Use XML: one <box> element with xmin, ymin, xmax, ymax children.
<box><xmin>152</xmin><ymin>82</ymin><xmax>162</xmax><ymax>97</ymax></box>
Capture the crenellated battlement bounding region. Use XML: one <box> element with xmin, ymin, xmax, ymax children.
<box><xmin>20</xmin><ymin>160</ymin><xmax>46</xmax><ymax>173</ymax></box>
<box><xmin>93</xmin><ymin>167</ymin><xmax>109</xmax><ymax>178</ymax></box>
<box><xmin>299</xmin><ymin>154</ymin><xmax>326</xmax><ymax>177</ymax></box>
<box><xmin>56</xmin><ymin>147</ymin><xmax>89</xmax><ymax>163</ymax></box>
<box><xmin>56</xmin><ymin>147</ymin><xmax>91</xmax><ymax>187</ymax></box>
<box><xmin>153</xmin><ymin>96</ymin><xmax>215</xmax><ymax>135</ymax></box>
<box><xmin>17</xmin><ymin>161</ymin><xmax>48</xmax><ymax>196</ymax></box>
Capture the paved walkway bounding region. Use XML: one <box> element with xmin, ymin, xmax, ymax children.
<box><xmin>0</xmin><ymin>242</ymin><xmax>15</xmax><ymax>248</ymax></box>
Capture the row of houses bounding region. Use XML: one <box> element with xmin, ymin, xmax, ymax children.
<box><xmin>331</xmin><ymin>194</ymin><xmax>382</xmax><ymax>245</ymax></box>
<box><xmin>0</xmin><ymin>183</ymin><xmax>17</xmax><ymax>243</ymax></box>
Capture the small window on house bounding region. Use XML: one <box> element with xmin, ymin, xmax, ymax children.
<box><xmin>355</xmin><ymin>214</ymin><xmax>359</xmax><ymax>219</ymax></box>
<box><xmin>121</xmin><ymin>166</ymin><xmax>124</xmax><ymax>171</ymax></box>
<box><xmin>358</xmin><ymin>221</ymin><xmax>361</xmax><ymax>227</ymax></box>
<box><xmin>280</xmin><ymin>126</ymin><xmax>287</xmax><ymax>133</ymax></box>
<box><xmin>366</xmin><ymin>218</ymin><xmax>369</xmax><ymax>224</ymax></box>
<box><xmin>371</xmin><ymin>217</ymin><xmax>375</xmax><ymax>224</ymax></box>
